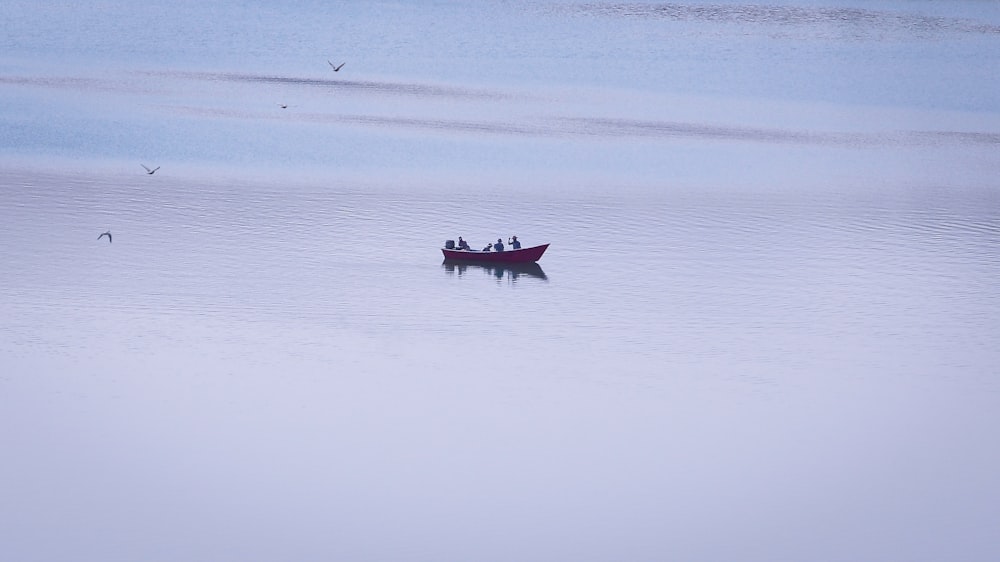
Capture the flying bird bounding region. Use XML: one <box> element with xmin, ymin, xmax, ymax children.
<box><xmin>328</xmin><ymin>60</ymin><xmax>345</xmax><ymax>72</ymax></box>
<box><xmin>98</xmin><ymin>230</ymin><xmax>112</xmax><ymax>243</ymax></box>
<box><xmin>141</xmin><ymin>164</ymin><xmax>160</xmax><ymax>175</ymax></box>
<box><xmin>278</xmin><ymin>103</ymin><xmax>288</xmax><ymax>109</ymax></box>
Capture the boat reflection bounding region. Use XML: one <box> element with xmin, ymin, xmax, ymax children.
<box><xmin>442</xmin><ymin>261</ymin><xmax>548</xmax><ymax>281</ymax></box>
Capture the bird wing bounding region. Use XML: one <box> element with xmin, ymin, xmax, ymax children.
<box><xmin>108</xmin><ymin>233</ymin><xmax>112</xmax><ymax>243</ymax></box>
<box><xmin>152</xmin><ymin>167</ymin><xmax>160</xmax><ymax>172</ymax></box>
<box><xmin>335</xmin><ymin>63</ymin><xmax>345</xmax><ymax>71</ymax></box>
<box><xmin>141</xmin><ymin>164</ymin><xmax>151</xmax><ymax>172</ymax></box>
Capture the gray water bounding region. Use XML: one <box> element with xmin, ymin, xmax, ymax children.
<box><xmin>2</xmin><ymin>2</ymin><xmax>1000</xmax><ymax>561</ymax></box>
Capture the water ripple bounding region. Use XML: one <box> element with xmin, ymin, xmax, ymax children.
<box><xmin>572</xmin><ymin>3</ymin><xmax>1000</xmax><ymax>36</ymax></box>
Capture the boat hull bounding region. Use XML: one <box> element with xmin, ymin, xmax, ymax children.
<box><xmin>442</xmin><ymin>243</ymin><xmax>549</xmax><ymax>264</ymax></box>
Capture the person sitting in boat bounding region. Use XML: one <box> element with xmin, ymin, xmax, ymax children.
<box><xmin>457</xmin><ymin>237</ymin><xmax>470</xmax><ymax>250</ymax></box>
<box><xmin>494</xmin><ymin>238</ymin><xmax>505</xmax><ymax>252</ymax></box>
<box><xmin>509</xmin><ymin>235</ymin><xmax>521</xmax><ymax>249</ymax></box>
<box><xmin>482</xmin><ymin>243</ymin><xmax>493</xmax><ymax>252</ymax></box>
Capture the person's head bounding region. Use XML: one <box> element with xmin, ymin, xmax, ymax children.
<box><xmin>497</xmin><ymin>238</ymin><xmax>502</xmax><ymax>243</ymax></box>
<box><xmin>512</xmin><ymin>235</ymin><xmax>517</xmax><ymax>240</ymax></box>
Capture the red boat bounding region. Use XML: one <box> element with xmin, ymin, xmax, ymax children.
<box><xmin>442</xmin><ymin>243</ymin><xmax>549</xmax><ymax>264</ymax></box>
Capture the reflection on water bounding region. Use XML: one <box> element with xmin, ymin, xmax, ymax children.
<box><xmin>442</xmin><ymin>261</ymin><xmax>548</xmax><ymax>282</ymax></box>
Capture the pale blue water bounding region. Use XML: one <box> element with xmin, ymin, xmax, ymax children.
<box><xmin>2</xmin><ymin>2</ymin><xmax>1000</xmax><ymax>561</ymax></box>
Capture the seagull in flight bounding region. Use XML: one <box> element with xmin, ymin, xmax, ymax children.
<box><xmin>141</xmin><ymin>164</ymin><xmax>160</xmax><ymax>175</ymax></box>
<box><xmin>278</xmin><ymin>103</ymin><xmax>289</xmax><ymax>109</ymax></box>
<box><xmin>328</xmin><ymin>60</ymin><xmax>345</xmax><ymax>72</ymax></box>
<box><xmin>98</xmin><ymin>230</ymin><xmax>112</xmax><ymax>243</ymax></box>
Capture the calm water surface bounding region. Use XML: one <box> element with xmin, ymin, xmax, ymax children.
<box><xmin>2</xmin><ymin>1</ymin><xmax>1000</xmax><ymax>561</ymax></box>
